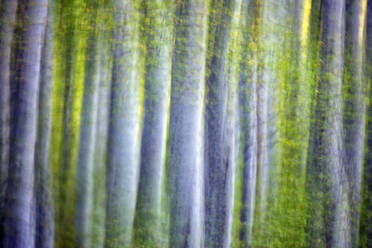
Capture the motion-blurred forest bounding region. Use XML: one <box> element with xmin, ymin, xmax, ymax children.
<box><xmin>0</xmin><ymin>0</ymin><xmax>371</xmax><ymax>247</ymax></box>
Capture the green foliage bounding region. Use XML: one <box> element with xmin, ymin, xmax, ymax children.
<box><xmin>39</xmin><ymin>0</ymin><xmax>371</xmax><ymax>247</ymax></box>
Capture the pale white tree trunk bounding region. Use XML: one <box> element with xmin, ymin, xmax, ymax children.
<box><xmin>105</xmin><ymin>0</ymin><xmax>142</xmax><ymax>247</ymax></box>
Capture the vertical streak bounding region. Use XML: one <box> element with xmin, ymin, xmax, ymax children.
<box><xmin>75</xmin><ymin>1</ymin><xmax>100</xmax><ymax>247</ymax></box>
<box><xmin>134</xmin><ymin>0</ymin><xmax>173</xmax><ymax>246</ymax></box>
<box><xmin>0</xmin><ymin>0</ymin><xmax>18</xmax><ymax>224</ymax></box>
<box><xmin>3</xmin><ymin>0</ymin><xmax>48</xmax><ymax>247</ymax></box>
<box><xmin>168</xmin><ymin>0</ymin><xmax>209</xmax><ymax>246</ymax></box>
<box><xmin>34</xmin><ymin>0</ymin><xmax>55</xmax><ymax>247</ymax></box>
<box><xmin>105</xmin><ymin>0</ymin><xmax>143</xmax><ymax>247</ymax></box>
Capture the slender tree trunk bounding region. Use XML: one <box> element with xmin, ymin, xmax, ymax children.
<box><xmin>222</xmin><ymin>6</ymin><xmax>242</xmax><ymax>246</ymax></box>
<box><xmin>304</xmin><ymin>0</ymin><xmax>322</xmax><ymax>246</ymax></box>
<box><xmin>0</xmin><ymin>0</ymin><xmax>18</xmax><ymax>224</ymax></box>
<box><xmin>168</xmin><ymin>0</ymin><xmax>208</xmax><ymax>246</ymax></box>
<box><xmin>2</xmin><ymin>0</ymin><xmax>48</xmax><ymax>247</ymax></box>
<box><xmin>344</xmin><ymin>1</ymin><xmax>367</xmax><ymax>246</ymax></box>
<box><xmin>34</xmin><ymin>1</ymin><xmax>55</xmax><ymax>247</ymax></box>
<box><xmin>321</xmin><ymin>1</ymin><xmax>348</xmax><ymax>247</ymax></box>
<box><xmin>105</xmin><ymin>0</ymin><xmax>142</xmax><ymax>246</ymax></box>
<box><xmin>75</xmin><ymin>1</ymin><xmax>100</xmax><ymax>247</ymax></box>
<box><xmin>306</xmin><ymin>0</ymin><xmax>347</xmax><ymax>247</ymax></box>
<box><xmin>204</xmin><ymin>0</ymin><xmax>241</xmax><ymax>246</ymax></box>
<box><xmin>90</xmin><ymin>21</ymin><xmax>112</xmax><ymax>248</ymax></box>
<box><xmin>134</xmin><ymin>0</ymin><xmax>173</xmax><ymax>247</ymax></box>
<box><xmin>238</xmin><ymin>0</ymin><xmax>260</xmax><ymax>246</ymax></box>
<box><xmin>359</xmin><ymin>1</ymin><xmax>372</xmax><ymax>247</ymax></box>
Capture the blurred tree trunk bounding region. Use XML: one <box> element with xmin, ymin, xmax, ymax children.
<box><xmin>306</xmin><ymin>0</ymin><xmax>347</xmax><ymax>247</ymax></box>
<box><xmin>204</xmin><ymin>0</ymin><xmax>241</xmax><ymax>246</ymax></box>
<box><xmin>134</xmin><ymin>0</ymin><xmax>173</xmax><ymax>247</ymax></box>
<box><xmin>90</xmin><ymin>11</ymin><xmax>112</xmax><ymax>248</ymax></box>
<box><xmin>2</xmin><ymin>0</ymin><xmax>48</xmax><ymax>247</ymax></box>
<box><xmin>358</xmin><ymin>1</ymin><xmax>372</xmax><ymax>247</ymax></box>
<box><xmin>0</xmin><ymin>0</ymin><xmax>18</xmax><ymax>225</ymax></box>
<box><xmin>237</xmin><ymin>0</ymin><xmax>260</xmax><ymax>246</ymax></box>
<box><xmin>75</xmin><ymin>0</ymin><xmax>100</xmax><ymax>247</ymax></box>
<box><xmin>34</xmin><ymin>1</ymin><xmax>55</xmax><ymax>247</ymax></box>
<box><xmin>168</xmin><ymin>0</ymin><xmax>208</xmax><ymax>246</ymax></box>
<box><xmin>105</xmin><ymin>0</ymin><xmax>142</xmax><ymax>246</ymax></box>
<box><xmin>344</xmin><ymin>0</ymin><xmax>367</xmax><ymax>246</ymax></box>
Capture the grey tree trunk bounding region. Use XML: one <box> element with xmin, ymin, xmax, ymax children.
<box><xmin>238</xmin><ymin>0</ymin><xmax>259</xmax><ymax>246</ymax></box>
<box><xmin>344</xmin><ymin>1</ymin><xmax>367</xmax><ymax>246</ymax></box>
<box><xmin>168</xmin><ymin>0</ymin><xmax>208</xmax><ymax>247</ymax></box>
<box><xmin>204</xmin><ymin>0</ymin><xmax>241</xmax><ymax>246</ymax></box>
<box><xmin>359</xmin><ymin>1</ymin><xmax>372</xmax><ymax>246</ymax></box>
<box><xmin>222</xmin><ymin>6</ymin><xmax>242</xmax><ymax>246</ymax></box>
<box><xmin>306</xmin><ymin>0</ymin><xmax>347</xmax><ymax>247</ymax></box>
<box><xmin>134</xmin><ymin>0</ymin><xmax>173</xmax><ymax>247</ymax></box>
<box><xmin>105</xmin><ymin>0</ymin><xmax>142</xmax><ymax>247</ymax></box>
<box><xmin>0</xmin><ymin>0</ymin><xmax>18</xmax><ymax>223</ymax></box>
<box><xmin>304</xmin><ymin>0</ymin><xmax>322</xmax><ymax>246</ymax></box>
<box><xmin>34</xmin><ymin>1</ymin><xmax>55</xmax><ymax>247</ymax></box>
<box><xmin>2</xmin><ymin>0</ymin><xmax>48</xmax><ymax>247</ymax></box>
<box><xmin>75</xmin><ymin>1</ymin><xmax>100</xmax><ymax>247</ymax></box>
<box><xmin>90</xmin><ymin>25</ymin><xmax>112</xmax><ymax>248</ymax></box>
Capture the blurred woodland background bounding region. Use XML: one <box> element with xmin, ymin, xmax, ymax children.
<box><xmin>0</xmin><ymin>0</ymin><xmax>371</xmax><ymax>247</ymax></box>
